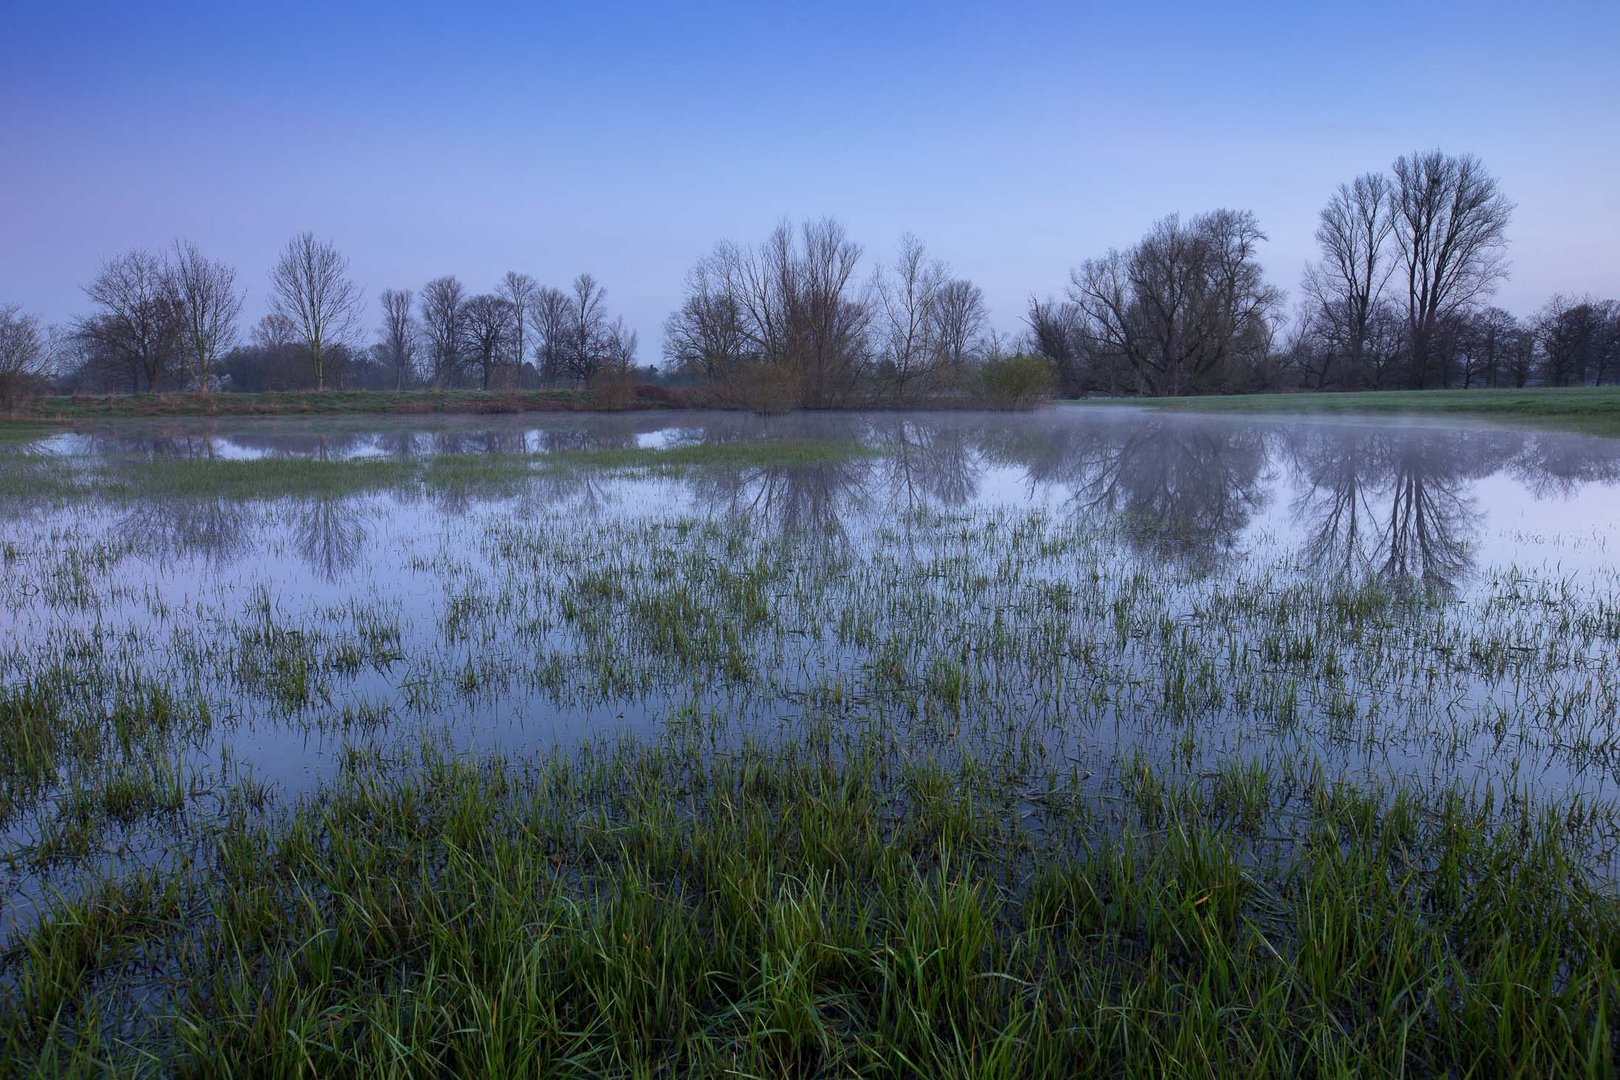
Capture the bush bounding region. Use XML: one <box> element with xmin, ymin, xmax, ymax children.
<box><xmin>977</xmin><ymin>353</ymin><xmax>1056</xmax><ymax>409</ymax></box>
<box><xmin>633</xmin><ymin>383</ymin><xmax>700</xmax><ymax>408</ymax></box>
<box><xmin>716</xmin><ymin>362</ymin><xmax>802</xmax><ymax>414</ymax></box>
<box><xmin>585</xmin><ymin>366</ymin><xmax>638</xmax><ymax>410</ymax></box>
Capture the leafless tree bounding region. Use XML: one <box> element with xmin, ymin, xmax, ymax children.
<box><xmin>872</xmin><ymin>233</ymin><xmax>948</xmax><ymax>399</ymax></box>
<box><xmin>1024</xmin><ymin>297</ymin><xmax>1089</xmax><ymax>394</ymax></box>
<box><xmin>0</xmin><ymin>304</ymin><xmax>62</xmax><ymax>407</ymax></box>
<box><xmin>1534</xmin><ymin>294</ymin><xmax>1614</xmax><ymax>386</ymax></box>
<box><xmin>1452</xmin><ymin>306</ymin><xmax>1524</xmax><ymax>388</ymax></box>
<box><xmin>929</xmin><ymin>278</ymin><xmax>988</xmax><ymax>371</ymax></box>
<box><xmin>782</xmin><ymin>218</ymin><xmax>871</xmax><ymax>406</ymax></box>
<box><xmin>418</xmin><ymin>276</ymin><xmax>466</xmax><ymax>388</ymax></box>
<box><xmin>377</xmin><ymin>288</ymin><xmax>417</xmax><ymax>390</ymax></box>
<box><xmin>81</xmin><ymin>249</ymin><xmax>182</xmax><ymax>392</ymax></box>
<box><xmin>602</xmin><ymin>316</ymin><xmax>638</xmax><ymax>373</ymax></box>
<box><xmin>1301</xmin><ymin>173</ymin><xmax>1394</xmax><ymax>387</ymax></box>
<box><xmin>1389</xmin><ymin>151</ymin><xmax>1513</xmax><ymax>388</ymax></box>
<box><xmin>460</xmin><ymin>293</ymin><xmax>518</xmax><ymax>389</ymax></box>
<box><xmin>663</xmin><ymin>249</ymin><xmax>754</xmax><ymax>379</ymax></box>
<box><xmin>527</xmin><ymin>286</ymin><xmax>572</xmax><ymax>383</ymax></box>
<box><xmin>267</xmin><ymin>232</ymin><xmax>363</xmax><ymax>391</ymax></box>
<box><xmin>681</xmin><ymin>219</ymin><xmax>871</xmax><ymax>406</ymax></box>
<box><xmin>500</xmin><ymin>272</ymin><xmax>539</xmax><ymax>376</ymax></box>
<box><xmin>167</xmin><ymin>240</ymin><xmax>243</xmax><ymax>391</ymax></box>
<box><xmin>253</xmin><ymin>311</ymin><xmax>298</xmax><ymax>350</ymax></box>
<box><xmin>561</xmin><ymin>273</ymin><xmax>610</xmax><ymax>382</ymax></box>
<box><xmin>1067</xmin><ymin>210</ymin><xmax>1283</xmax><ymax>395</ymax></box>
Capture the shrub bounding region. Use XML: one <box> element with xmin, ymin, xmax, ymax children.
<box><xmin>722</xmin><ymin>362</ymin><xmax>802</xmax><ymax>414</ymax></box>
<box><xmin>585</xmin><ymin>366</ymin><xmax>638</xmax><ymax>410</ymax></box>
<box><xmin>977</xmin><ymin>353</ymin><xmax>1056</xmax><ymax>410</ymax></box>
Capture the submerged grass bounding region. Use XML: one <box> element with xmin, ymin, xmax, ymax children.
<box><xmin>1078</xmin><ymin>386</ymin><xmax>1620</xmax><ymax>437</ymax></box>
<box><xmin>2</xmin><ymin>734</ymin><xmax>1614</xmax><ymax>1076</ymax></box>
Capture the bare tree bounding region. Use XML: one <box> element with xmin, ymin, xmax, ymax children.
<box><xmin>663</xmin><ymin>250</ymin><xmax>754</xmax><ymax>379</ymax></box>
<box><xmin>267</xmin><ymin>232</ymin><xmax>363</xmax><ymax>391</ymax></box>
<box><xmin>377</xmin><ymin>288</ymin><xmax>417</xmax><ymax>390</ymax></box>
<box><xmin>168</xmin><ymin>241</ymin><xmax>243</xmax><ymax>391</ymax></box>
<box><xmin>929</xmin><ymin>278</ymin><xmax>988</xmax><ymax>372</ymax></box>
<box><xmin>81</xmin><ymin>249</ymin><xmax>182</xmax><ymax>392</ymax></box>
<box><xmin>527</xmin><ymin>286</ymin><xmax>572</xmax><ymax>383</ymax></box>
<box><xmin>1067</xmin><ymin>210</ymin><xmax>1282</xmax><ymax>396</ymax></box>
<box><xmin>500</xmin><ymin>272</ymin><xmax>539</xmax><ymax>377</ymax></box>
<box><xmin>0</xmin><ymin>304</ymin><xmax>61</xmax><ymax>408</ymax></box>
<box><xmin>460</xmin><ymin>293</ymin><xmax>517</xmax><ymax>389</ymax></box>
<box><xmin>873</xmin><ymin>233</ymin><xmax>948</xmax><ymax>399</ymax></box>
<box><xmin>1301</xmin><ymin>173</ymin><xmax>1394</xmax><ymax>387</ymax></box>
<box><xmin>1534</xmin><ymin>294</ymin><xmax>1613</xmax><ymax>386</ymax></box>
<box><xmin>418</xmin><ymin>276</ymin><xmax>466</xmax><ymax>388</ymax></box>
<box><xmin>786</xmin><ymin>218</ymin><xmax>871</xmax><ymax>406</ymax></box>
<box><xmin>252</xmin><ymin>312</ymin><xmax>298</xmax><ymax>350</ymax></box>
<box><xmin>602</xmin><ymin>316</ymin><xmax>639</xmax><ymax>373</ymax></box>
<box><xmin>1451</xmin><ymin>306</ymin><xmax>1523</xmax><ymax>388</ymax></box>
<box><xmin>1024</xmin><ymin>296</ymin><xmax>1089</xmax><ymax>394</ymax></box>
<box><xmin>666</xmin><ymin>219</ymin><xmax>873</xmax><ymax>405</ymax></box>
<box><xmin>721</xmin><ymin>218</ymin><xmax>871</xmax><ymax>405</ymax></box>
<box><xmin>561</xmin><ymin>273</ymin><xmax>610</xmax><ymax>382</ymax></box>
<box><xmin>1389</xmin><ymin>151</ymin><xmax>1513</xmax><ymax>388</ymax></box>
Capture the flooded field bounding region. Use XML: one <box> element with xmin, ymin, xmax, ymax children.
<box><xmin>3</xmin><ymin>407</ymin><xmax>1619</xmax><ymax>1073</ymax></box>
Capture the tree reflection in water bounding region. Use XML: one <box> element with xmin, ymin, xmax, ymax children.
<box><xmin>285</xmin><ymin>494</ymin><xmax>368</xmax><ymax>583</ymax></box>
<box><xmin>1284</xmin><ymin>426</ymin><xmax>1528</xmax><ymax>593</ymax></box>
<box><xmin>22</xmin><ymin>411</ymin><xmax>1620</xmax><ymax>589</ymax></box>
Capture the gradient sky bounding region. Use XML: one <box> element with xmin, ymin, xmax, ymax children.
<box><xmin>3</xmin><ymin>0</ymin><xmax>1617</xmax><ymax>359</ymax></box>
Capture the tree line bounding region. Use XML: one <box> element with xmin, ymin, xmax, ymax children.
<box><xmin>25</xmin><ymin>233</ymin><xmax>645</xmax><ymax>397</ymax></box>
<box><xmin>1027</xmin><ymin>150</ymin><xmax>1617</xmax><ymax>396</ymax></box>
<box><xmin>2</xmin><ymin>148</ymin><xmax>1616</xmax><ymax>407</ymax></box>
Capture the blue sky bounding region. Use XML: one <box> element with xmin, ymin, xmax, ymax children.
<box><xmin>3</xmin><ymin>0</ymin><xmax>1617</xmax><ymax>358</ymax></box>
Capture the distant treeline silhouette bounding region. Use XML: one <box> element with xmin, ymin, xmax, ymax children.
<box><xmin>2</xmin><ymin>149</ymin><xmax>1616</xmax><ymax>409</ymax></box>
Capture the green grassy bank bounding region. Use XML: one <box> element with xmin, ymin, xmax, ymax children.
<box><xmin>1072</xmin><ymin>386</ymin><xmax>1620</xmax><ymax>437</ymax></box>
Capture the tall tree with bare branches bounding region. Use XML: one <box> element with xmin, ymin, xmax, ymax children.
<box><xmin>1067</xmin><ymin>210</ymin><xmax>1282</xmax><ymax>395</ymax></box>
<box><xmin>267</xmin><ymin>232</ymin><xmax>363</xmax><ymax>391</ymax></box>
<box><xmin>673</xmin><ymin>219</ymin><xmax>871</xmax><ymax>406</ymax></box>
<box><xmin>377</xmin><ymin>288</ymin><xmax>417</xmax><ymax>390</ymax></box>
<box><xmin>1301</xmin><ymin>173</ymin><xmax>1394</xmax><ymax>387</ymax></box>
<box><xmin>873</xmin><ymin>234</ymin><xmax>948</xmax><ymax>400</ymax></box>
<box><xmin>418</xmin><ymin>276</ymin><xmax>466</xmax><ymax>388</ymax></box>
<box><xmin>663</xmin><ymin>251</ymin><xmax>754</xmax><ymax>379</ymax></box>
<box><xmin>561</xmin><ymin>273</ymin><xmax>609</xmax><ymax>382</ymax></box>
<box><xmin>460</xmin><ymin>293</ymin><xmax>517</xmax><ymax>389</ymax></box>
<box><xmin>500</xmin><ymin>272</ymin><xmax>539</xmax><ymax>377</ymax></box>
<box><xmin>81</xmin><ymin>249</ymin><xmax>182</xmax><ymax>392</ymax></box>
<box><xmin>929</xmin><ymin>278</ymin><xmax>989</xmax><ymax>371</ymax></box>
<box><xmin>1024</xmin><ymin>297</ymin><xmax>1090</xmax><ymax>394</ymax></box>
<box><xmin>1389</xmin><ymin>151</ymin><xmax>1513</xmax><ymax>388</ymax></box>
<box><xmin>528</xmin><ymin>286</ymin><xmax>572</xmax><ymax>383</ymax></box>
<box><xmin>168</xmin><ymin>241</ymin><xmax>243</xmax><ymax>391</ymax></box>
